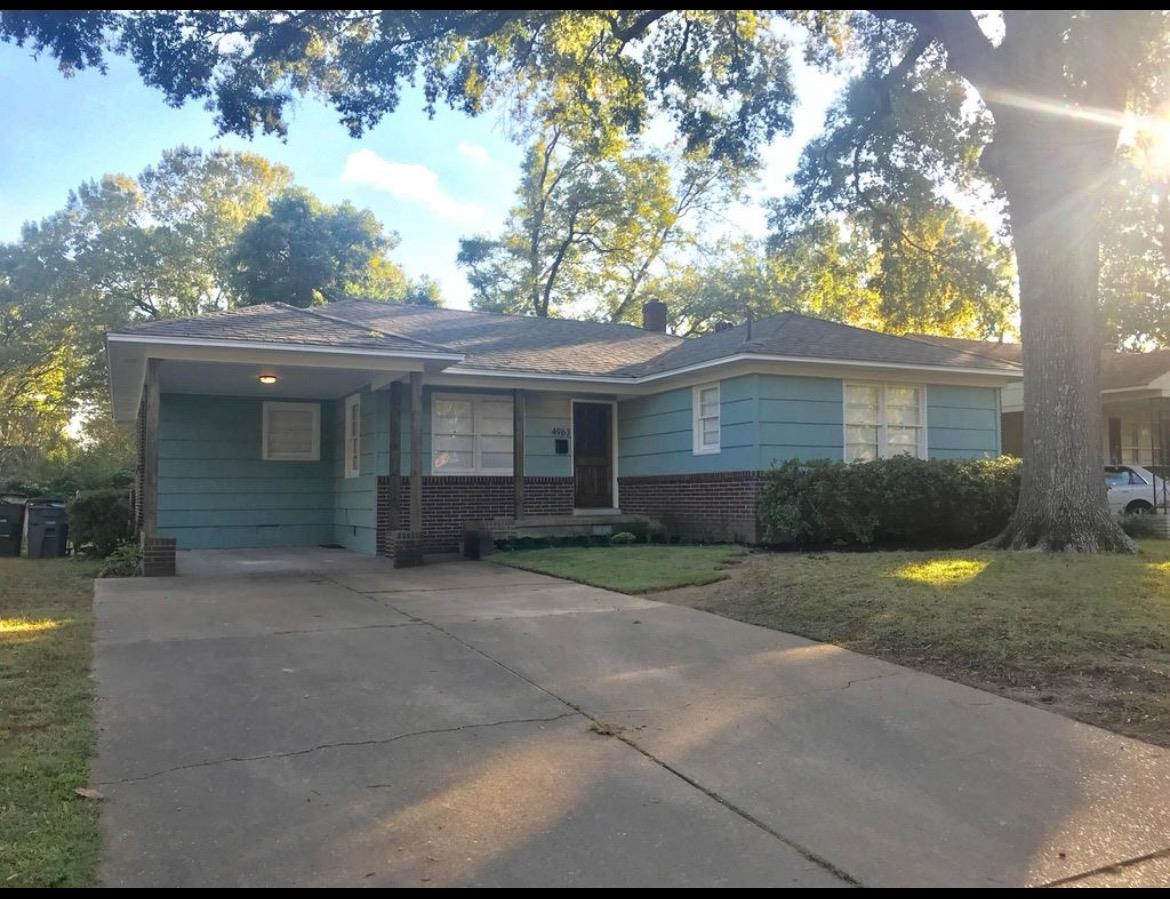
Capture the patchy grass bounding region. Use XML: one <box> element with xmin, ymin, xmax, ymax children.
<box><xmin>0</xmin><ymin>557</ymin><xmax>101</xmax><ymax>887</ymax></box>
<box><xmin>495</xmin><ymin>544</ymin><xmax>746</xmax><ymax>594</ymax></box>
<box><xmin>658</xmin><ymin>540</ymin><xmax>1170</xmax><ymax>746</ymax></box>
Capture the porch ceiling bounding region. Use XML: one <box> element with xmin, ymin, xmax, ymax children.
<box><xmin>156</xmin><ymin>359</ymin><xmax>388</xmax><ymax>402</ymax></box>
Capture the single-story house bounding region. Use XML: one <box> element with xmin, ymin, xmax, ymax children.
<box><xmin>107</xmin><ymin>300</ymin><xmax>1019</xmax><ymax>573</ymax></box>
<box><xmin>910</xmin><ymin>335</ymin><xmax>1170</xmax><ymax>470</ymax></box>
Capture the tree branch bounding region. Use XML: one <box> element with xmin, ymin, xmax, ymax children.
<box><xmin>868</xmin><ymin>10</ymin><xmax>998</xmax><ymax>92</ymax></box>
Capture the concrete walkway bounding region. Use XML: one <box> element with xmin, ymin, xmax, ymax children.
<box><xmin>92</xmin><ymin>549</ymin><xmax>1170</xmax><ymax>887</ymax></box>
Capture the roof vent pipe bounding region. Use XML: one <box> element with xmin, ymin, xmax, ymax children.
<box><xmin>641</xmin><ymin>299</ymin><xmax>668</xmax><ymax>333</ymax></box>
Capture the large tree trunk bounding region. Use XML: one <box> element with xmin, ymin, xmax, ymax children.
<box><xmin>987</xmin><ymin>116</ymin><xmax>1135</xmax><ymax>552</ymax></box>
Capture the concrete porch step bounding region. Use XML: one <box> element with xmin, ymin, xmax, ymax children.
<box><xmin>464</xmin><ymin>513</ymin><xmax>662</xmax><ymax>551</ymax></box>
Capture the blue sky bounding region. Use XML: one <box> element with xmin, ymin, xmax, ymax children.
<box><xmin>0</xmin><ymin>39</ymin><xmax>839</xmax><ymax>308</ymax></box>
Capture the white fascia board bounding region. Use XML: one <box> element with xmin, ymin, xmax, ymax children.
<box><xmin>449</xmin><ymin>353</ymin><xmax>1022</xmax><ymax>389</ymax></box>
<box><xmin>105</xmin><ymin>332</ymin><xmax>465</xmax><ymax>364</ymax></box>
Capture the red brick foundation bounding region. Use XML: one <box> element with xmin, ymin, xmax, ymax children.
<box><xmin>141</xmin><ymin>535</ymin><xmax>177</xmax><ymax>577</ymax></box>
<box><xmin>618</xmin><ymin>472</ymin><xmax>766</xmax><ymax>543</ymax></box>
<box><xmin>377</xmin><ymin>476</ymin><xmax>574</xmax><ymax>555</ymax></box>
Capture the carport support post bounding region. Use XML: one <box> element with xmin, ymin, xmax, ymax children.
<box><xmin>513</xmin><ymin>388</ymin><xmax>525</xmax><ymax>519</ymax></box>
<box><xmin>409</xmin><ymin>371</ymin><xmax>423</xmax><ymax>533</ymax></box>
<box><xmin>141</xmin><ymin>358</ymin><xmax>160</xmax><ymax>538</ymax></box>
<box><xmin>387</xmin><ymin>381</ymin><xmax>402</xmax><ymax>534</ymax></box>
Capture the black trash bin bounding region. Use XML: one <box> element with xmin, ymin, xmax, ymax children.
<box><xmin>0</xmin><ymin>495</ymin><xmax>26</xmax><ymax>557</ymax></box>
<box><xmin>26</xmin><ymin>498</ymin><xmax>68</xmax><ymax>558</ymax></box>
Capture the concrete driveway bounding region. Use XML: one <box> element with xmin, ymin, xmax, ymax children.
<box><xmin>93</xmin><ymin>548</ymin><xmax>1170</xmax><ymax>887</ymax></box>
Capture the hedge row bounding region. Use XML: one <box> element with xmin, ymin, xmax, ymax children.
<box><xmin>758</xmin><ymin>455</ymin><xmax>1021</xmax><ymax>548</ymax></box>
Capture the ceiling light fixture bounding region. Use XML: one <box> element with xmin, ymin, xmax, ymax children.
<box><xmin>258</xmin><ymin>374</ymin><xmax>278</xmax><ymax>385</ymax></box>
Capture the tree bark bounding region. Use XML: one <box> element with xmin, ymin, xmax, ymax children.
<box><xmin>986</xmin><ymin>115</ymin><xmax>1135</xmax><ymax>551</ymax></box>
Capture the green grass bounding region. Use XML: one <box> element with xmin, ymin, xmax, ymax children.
<box><xmin>660</xmin><ymin>540</ymin><xmax>1170</xmax><ymax>745</ymax></box>
<box><xmin>495</xmin><ymin>544</ymin><xmax>746</xmax><ymax>593</ymax></box>
<box><xmin>0</xmin><ymin>557</ymin><xmax>101</xmax><ymax>888</ymax></box>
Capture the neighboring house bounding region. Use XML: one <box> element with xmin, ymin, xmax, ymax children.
<box><xmin>910</xmin><ymin>335</ymin><xmax>1170</xmax><ymax>469</ymax></box>
<box><xmin>107</xmin><ymin>300</ymin><xmax>1018</xmax><ymax>572</ymax></box>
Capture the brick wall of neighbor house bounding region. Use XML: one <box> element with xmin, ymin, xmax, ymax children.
<box><xmin>377</xmin><ymin>475</ymin><xmax>575</xmax><ymax>554</ymax></box>
<box><xmin>618</xmin><ymin>471</ymin><xmax>767</xmax><ymax>543</ymax></box>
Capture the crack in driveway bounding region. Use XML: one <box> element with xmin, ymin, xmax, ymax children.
<box><xmin>346</xmin><ymin>580</ymin><xmax>864</xmax><ymax>888</ymax></box>
<box><xmin>97</xmin><ymin>712</ymin><xmax>582</xmax><ymax>786</ymax></box>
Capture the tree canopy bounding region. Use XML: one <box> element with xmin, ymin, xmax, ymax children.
<box><xmin>0</xmin><ymin>145</ymin><xmax>434</xmax><ymax>451</ymax></box>
<box><xmin>230</xmin><ymin>188</ymin><xmax>408</xmax><ymax>307</ymax></box>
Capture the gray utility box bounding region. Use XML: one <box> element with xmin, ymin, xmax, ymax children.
<box><xmin>26</xmin><ymin>498</ymin><xmax>68</xmax><ymax>558</ymax></box>
<box><xmin>0</xmin><ymin>496</ymin><xmax>26</xmax><ymax>557</ymax></box>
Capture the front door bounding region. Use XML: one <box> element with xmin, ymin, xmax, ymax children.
<box><xmin>573</xmin><ymin>403</ymin><xmax>613</xmax><ymax>509</ymax></box>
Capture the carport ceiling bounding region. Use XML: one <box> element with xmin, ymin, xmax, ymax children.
<box><xmin>157</xmin><ymin>359</ymin><xmax>389</xmax><ymax>400</ymax></box>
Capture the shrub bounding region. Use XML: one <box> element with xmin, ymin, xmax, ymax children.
<box><xmin>100</xmin><ymin>541</ymin><xmax>142</xmax><ymax>578</ymax></box>
<box><xmin>1119</xmin><ymin>512</ymin><xmax>1163</xmax><ymax>539</ymax></box>
<box><xmin>759</xmin><ymin>455</ymin><xmax>1020</xmax><ymax>549</ymax></box>
<box><xmin>68</xmin><ymin>488</ymin><xmax>134</xmax><ymax>556</ymax></box>
<box><xmin>610</xmin><ymin>531</ymin><xmax>637</xmax><ymax>545</ymax></box>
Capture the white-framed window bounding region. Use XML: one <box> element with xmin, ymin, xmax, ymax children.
<box><xmin>344</xmin><ymin>393</ymin><xmax>361</xmax><ymax>478</ymax></box>
<box><xmin>693</xmin><ymin>382</ymin><xmax>721</xmax><ymax>454</ymax></box>
<box><xmin>844</xmin><ymin>383</ymin><xmax>926</xmax><ymax>462</ymax></box>
<box><xmin>262</xmin><ymin>401</ymin><xmax>320</xmax><ymax>461</ymax></box>
<box><xmin>431</xmin><ymin>393</ymin><xmax>513</xmax><ymax>475</ymax></box>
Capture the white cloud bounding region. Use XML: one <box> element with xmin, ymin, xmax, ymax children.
<box><xmin>457</xmin><ymin>142</ymin><xmax>489</xmax><ymax>163</ymax></box>
<box><xmin>340</xmin><ymin>149</ymin><xmax>486</xmax><ymax>225</ymax></box>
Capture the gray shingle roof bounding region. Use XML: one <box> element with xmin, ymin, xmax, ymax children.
<box><xmin>629</xmin><ymin>313</ymin><xmax>1020</xmax><ymax>376</ymax></box>
<box><xmin>108</xmin><ymin>303</ymin><xmax>456</xmax><ymax>354</ymax></box>
<box><xmin>110</xmin><ymin>301</ymin><xmax>1021</xmax><ymax>378</ymax></box>
<box><xmin>325</xmin><ymin>300</ymin><xmax>684</xmax><ymax>376</ymax></box>
<box><xmin>910</xmin><ymin>334</ymin><xmax>1170</xmax><ymax>390</ymax></box>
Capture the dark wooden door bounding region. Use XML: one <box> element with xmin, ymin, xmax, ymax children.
<box><xmin>573</xmin><ymin>403</ymin><xmax>613</xmax><ymax>508</ymax></box>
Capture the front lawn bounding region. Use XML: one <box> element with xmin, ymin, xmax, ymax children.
<box><xmin>658</xmin><ymin>540</ymin><xmax>1170</xmax><ymax>746</ymax></box>
<box><xmin>0</xmin><ymin>558</ymin><xmax>101</xmax><ymax>887</ymax></box>
<box><xmin>495</xmin><ymin>544</ymin><xmax>745</xmax><ymax>593</ymax></box>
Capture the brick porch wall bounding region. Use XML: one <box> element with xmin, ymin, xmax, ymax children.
<box><xmin>618</xmin><ymin>471</ymin><xmax>767</xmax><ymax>544</ymax></box>
<box><xmin>377</xmin><ymin>476</ymin><xmax>574</xmax><ymax>555</ymax></box>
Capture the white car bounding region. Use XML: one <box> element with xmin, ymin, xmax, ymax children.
<box><xmin>1104</xmin><ymin>464</ymin><xmax>1166</xmax><ymax>515</ymax></box>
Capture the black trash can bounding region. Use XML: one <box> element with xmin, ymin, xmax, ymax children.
<box><xmin>0</xmin><ymin>495</ymin><xmax>26</xmax><ymax>557</ymax></box>
<box><xmin>26</xmin><ymin>498</ymin><xmax>68</xmax><ymax>558</ymax></box>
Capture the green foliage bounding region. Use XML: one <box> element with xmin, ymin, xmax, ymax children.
<box><xmin>229</xmin><ymin>188</ymin><xmax>407</xmax><ymax>306</ymax></box>
<box><xmin>459</xmin><ymin>130</ymin><xmax>740</xmax><ymax>320</ymax></box>
<box><xmin>5</xmin><ymin>414</ymin><xmax>134</xmax><ymax>498</ymax></box>
<box><xmin>67</xmin><ymin>489</ymin><xmax>133</xmax><ymax>557</ymax></box>
<box><xmin>759</xmin><ymin>455</ymin><xmax>1021</xmax><ymax>549</ymax></box>
<box><xmin>610</xmin><ymin>531</ymin><xmax>637</xmax><ymax>545</ymax></box>
<box><xmin>1119</xmin><ymin>513</ymin><xmax>1164</xmax><ymax>539</ymax></box>
<box><xmin>21</xmin><ymin>11</ymin><xmax>798</xmax><ymax>166</ymax></box>
<box><xmin>98</xmin><ymin>542</ymin><xmax>142</xmax><ymax>578</ymax></box>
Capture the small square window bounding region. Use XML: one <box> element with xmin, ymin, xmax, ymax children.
<box><xmin>262</xmin><ymin>402</ymin><xmax>320</xmax><ymax>461</ymax></box>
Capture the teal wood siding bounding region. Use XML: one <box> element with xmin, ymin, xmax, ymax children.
<box><xmin>331</xmin><ymin>387</ymin><xmax>384</xmax><ymax>553</ymax></box>
<box><xmin>157</xmin><ymin>394</ymin><xmax>335</xmax><ymax>549</ymax></box>
<box><xmin>618</xmin><ymin>375</ymin><xmax>756</xmax><ymax>476</ymax></box>
<box><xmin>395</xmin><ymin>386</ymin><xmax>574</xmax><ymax>476</ymax></box>
<box><xmin>756</xmin><ymin>374</ymin><xmax>844</xmax><ymax>467</ymax></box>
<box><xmin>926</xmin><ymin>385</ymin><xmax>1001</xmax><ymax>459</ymax></box>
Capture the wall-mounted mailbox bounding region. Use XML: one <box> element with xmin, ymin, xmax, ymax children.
<box><xmin>555</xmin><ymin>438</ymin><xmax>569</xmax><ymax>455</ymax></box>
